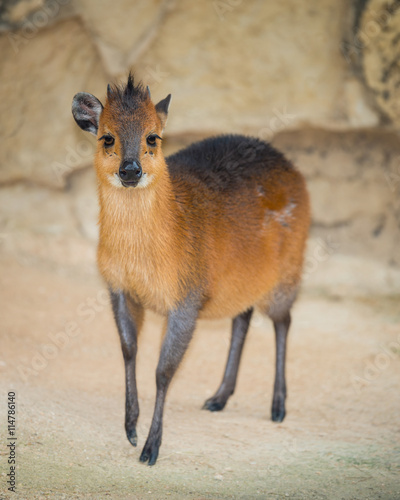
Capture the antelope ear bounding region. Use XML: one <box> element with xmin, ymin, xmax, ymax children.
<box><xmin>72</xmin><ymin>92</ymin><xmax>103</xmax><ymax>136</ymax></box>
<box><xmin>155</xmin><ymin>94</ymin><xmax>172</xmax><ymax>129</ymax></box>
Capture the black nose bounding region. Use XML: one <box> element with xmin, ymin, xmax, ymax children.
<box><xmin>119</xmin><ymin>160</ymin><xmax>142</xmax><ymax>183</ymax></box>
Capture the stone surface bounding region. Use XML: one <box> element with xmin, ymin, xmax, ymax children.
<box><xmin>133</xmin><ymin>0</ymin><xmax>379</xmax><ymax>136</ymax></box>
<box><xmin>74</xmin><ymin>0</ymin><xmax>173</xmax><ymax>76</ymax></box>
<box><xmin>0</xmin><ymin>0</ymin><xmax>398</xmax><ymax>287</ymax></box>
<box><xmin>0</xmin><ymin>0</ymin><xmax>75</xmax><ymax>32</ymax></box>
<box><xmin>0</xmin><ymin>18</ymin><xmax>107</xmax><ymax>188</ymax></box>
<box><xmin>273</xmin><ymin>128</ymin><xmax>400</xmax><ymax>268</ymax></box>
<box><xmin>0</xmin><ymin>0</ymin><xmax>386</xmax><ymax>188</ymax></box>
<box><xmin>0</xmin><ymin>0</ymin><xmax>45</xmax><ymax>26</ymax></box>
<box><xmin>69</xmin><ymin>167</ymin><xmax>99</xmax><ymax>242</ymax></box>
<box><xmin>304</xmin><ymin>246</ymin><xmax>400</xmax><ymax>296</ymax></box>
<box><xmin>0</xmin><ymin>179</ymin><xmax>97</xmax><ymax>271</ymax></box>
<box><xmin>351</xmin><ymin>0</ymin><xmax>400</xmax><ymax>127</ymax></box>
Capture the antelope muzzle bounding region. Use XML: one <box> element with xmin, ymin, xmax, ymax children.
<box><xmin>119</xmin><ymin>160</ymin><xmax>142</xmax><ymax>187</ymax></box>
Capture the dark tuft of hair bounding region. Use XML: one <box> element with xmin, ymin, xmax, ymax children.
<box><xmin>107</xmin><ymin>72</ymin><xmax>149</xmax><ymax>111</ymax></box>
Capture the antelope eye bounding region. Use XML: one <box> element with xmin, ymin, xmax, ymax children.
<box><xmin>100</xmin><ymin>134</ymin><xmax>115</xmax><ymax>147</ymax></box>
<box><xmin>146</xmin><ymin>134</ymin><xmax>161</xmax><ymax>147</ymax></box>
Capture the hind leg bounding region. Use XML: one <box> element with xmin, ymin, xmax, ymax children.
<box><xmin>203</xmin><ymin>308</ymin><xmax>253</xmax><ymax>411</ymax></box>
<box><xmin>264</xmin><ymin>286</ymin><xmax>297</xmax><ymax>422</ymax></box>
<box><xmin>271</xmin><ymin>313</ymin><xmax>291</xmax><ymax>422</ymax></box>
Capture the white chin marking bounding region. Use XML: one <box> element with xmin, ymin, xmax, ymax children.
<box><xmin>109</xmin><ymin>173</ymin><xmax>124</xmax><ymax>188</ymax></box>
<box><xmin>108</xmin><ymin>173</ymin><xmax>154</xmax><ymax>189</ymax></box>
<box><xmin>136</xmin><ymin>173</ymin><xmax>154</xmax><ymax>189</ymax></box>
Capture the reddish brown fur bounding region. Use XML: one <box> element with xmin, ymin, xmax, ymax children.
<box><xmin>72</xmin><ymin>75</ymin><xmax>311</xmax><ymax>466</ymax></box>
<box><xmin>95</xmin><ymin>91</ymin><xmax>310</xmax><ymax>319</ymax></box>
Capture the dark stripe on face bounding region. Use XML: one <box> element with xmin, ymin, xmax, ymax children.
<box><xmin>117</xmin><ymin>117</ymin><xmax>145</xmax><ymax>164</ymax></box>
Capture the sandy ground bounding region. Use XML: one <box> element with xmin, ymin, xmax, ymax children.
<box><xmin>0</xmin><ymin>253</ymin><xmax>399</xmax><ymax>499</ymax></box>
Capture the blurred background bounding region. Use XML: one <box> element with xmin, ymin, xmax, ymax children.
<box><xmin>0</xmin><ymin>0</ymin><xmax>399</xmax><ymax>294</ymax></box>
<box><xmin>1</xmin><ymin>1</ymin><xmax>400</xmax><ymax>497</ymax></box>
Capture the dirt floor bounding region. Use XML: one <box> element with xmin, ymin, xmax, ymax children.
<box><xmin>0</xmin><ymin>252</ymin><xmax>399</xmax><ymax>500</ymax></box>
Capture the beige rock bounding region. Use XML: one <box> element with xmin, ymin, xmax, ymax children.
<box><xmin>0</xmin><ymin>180</ymin><xmax>97</xmax><ymax>270</ymax></box>
<box><xmin>69</xmin><ymin>167</ymin><xmax>99</xmax><ymax>242</ymax></box>
<box><xmin>74</xmin><ymin>0</ymin><xmax>173</xmax><ymax>76</ymax></box>
<box><xmin>0</xmin><ymin>0</ymin><xmax>398</xmax><ymax>287</ymax></box>
<box><xmin>0</xmin><ymin>183</ymin><xmax>79</xmax><ymax>237</ymax></box>
<box><xmin>304</xmin><ymin>249</ymin><xmax>400</xmax><ymax>296</ymax></box>
<box><xmin>2</xmin><ymin>0</ymin><xmax>45</xmax><ymax>25</ymax></box>
<box><xmin>343</xmin><ymin>78</ymin><xmax>379</xmax><ymax>128</ymax></box>
<box><xmin>132</xmin><ymin>0</ymin><xmax>378</xmax><ymax>136</ymax></box>
<box><xmin>273</xmin><ymin>127</ymin><xmax>400</xmax><ymax>184</ymax></box>
<box><xmin>0</xmin><ymin>18</ymin><xmax>107</xmax><ymax>188</ymax></box>
<box><xmin>356</xmin><ymin>0</ymin><xmax>400</xmax><ymax>127</ymax></box>
<box><xmin>273</xmin><ymin>128</ymin><xmax>400</xmax><ymax>268</ymax></box>
<box><xmin>0</xmin><ymin>0</ymin><xmax>75</xmax><ymax>31</ymax></box>
<box><xmin>308</xmin><ymin>177</ymin><xmax>389</xmax><ymax>226</ymax></box>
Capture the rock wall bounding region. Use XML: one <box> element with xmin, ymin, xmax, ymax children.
<box><xmin>1</xmin><ymin>0</ymin><xmax>391</xmax><ymax>187</ymax></box>
<box><xmin>344</xmin><ymin>0</ymin><xmax>400</xmax><ymax>127</ymax></box>
<box><xmin>0</xmin><ymin>0</ymin><xmax>399</xmax><ymax>292</ymax></box>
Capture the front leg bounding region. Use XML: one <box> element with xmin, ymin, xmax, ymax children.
<box><xmin>140</xmin><ymin>299</ymin><xmax>198</xmax><ymax>465</ymax></box>
<box><xmin>110</xmin><ymin>290</ymin><xmax>144</xmax><ymax>446</ymax></box>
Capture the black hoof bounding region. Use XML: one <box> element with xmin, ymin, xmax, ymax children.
<box><xmin>126</xmin><ymin>428</ymin><xmax>137</xmax><ymax>447</ymax></box>
<box><xmin>139</xmin><ymin>440</ymin><xmax>160</xmax><ymax>466</ymax></box>
<box><xmin>271</xmin><ymin>407</ymin><xmax>286</xmax><ymax>422</ymax></box>
<box><xmin>202</xmin><ymin>397</ymin><xmax>226</xmax><ymax>412</ymax></box>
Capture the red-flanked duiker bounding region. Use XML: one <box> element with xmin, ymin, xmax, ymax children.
<box><xmin>72</xmin><ymin>74</ymin><xmax>310</xmax><ymax>465</ymax></box>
